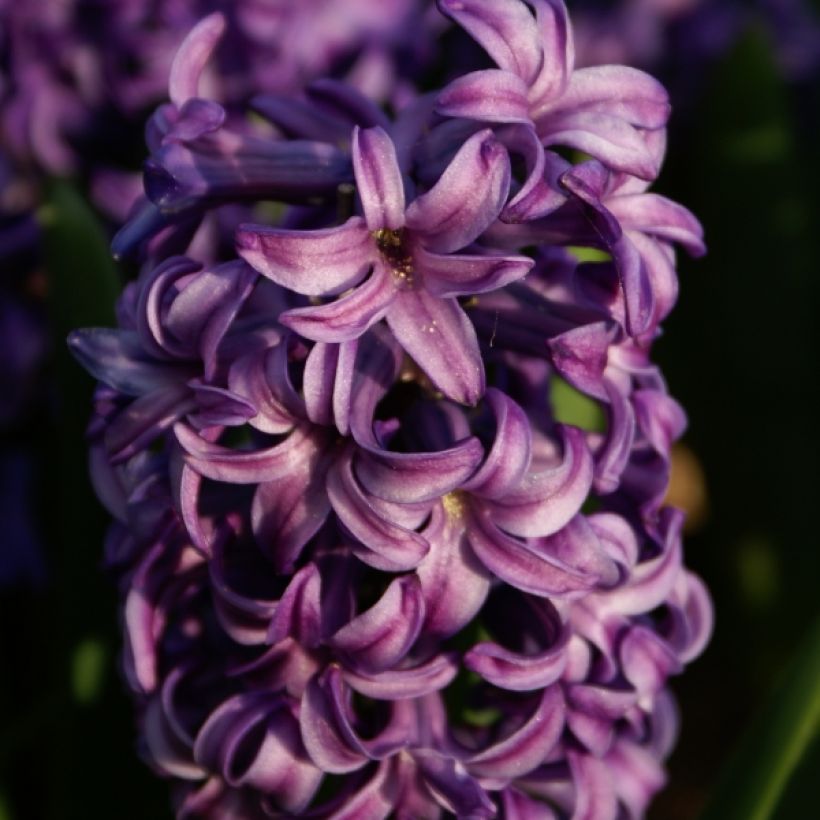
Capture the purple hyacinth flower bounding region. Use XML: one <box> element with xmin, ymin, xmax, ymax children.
<box><xmin>237</xmin><ymin>125</ymin><xmax>533</xmax><ymax>404</ymax></box>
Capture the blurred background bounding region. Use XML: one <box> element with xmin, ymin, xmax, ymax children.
<box><xmin>0</xmin><ymin>1</ymin><xmax>818</xmax><ymax>818</ymax></box>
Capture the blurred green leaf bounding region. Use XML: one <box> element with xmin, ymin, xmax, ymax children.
<box><xmin>71</xmin><ymin>638</ymin><xmax>107</xmax><ymax>705</ymax></box>
<box><xmin>39</xmin><ymin>178</ymin><xmax>120</xmax><ymax>333</ymax></box>
<box><xmin>550</xmin><ymin>376</ymin><xmax>605</xmax><ymax>432</ymax></box>
<box><xmin>699</xmin><ymin>615</ymin><xmax>820</xmax><ymax>820</ymax></box>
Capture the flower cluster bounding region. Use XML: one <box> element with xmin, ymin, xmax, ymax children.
<box><xmin>72</xmin><ymin>2</ymin><xmax>712</xmax><ymax>817</ymax></box>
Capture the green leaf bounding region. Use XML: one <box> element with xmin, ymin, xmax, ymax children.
<box><xmin>699</xmin><ymin>614</ymin><xmax>820</xmax><ymax>820</ymax></box>
<box><xmin>550</xmin><ymin>375</ymin><xmax>605</xmax><ymax>432</ymax></box>
<box><xmin>38</xmin><ymin>178</ymin><xmax>120</xmax><ymax>333</ymax></box>
<box><xmin>71</xmin><ymin>638</ymin><xmax>108</xmax><ymax>706</ymax></box>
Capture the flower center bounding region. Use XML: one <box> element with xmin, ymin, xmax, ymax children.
<box><xmin>373</xmin><ymin>228</ymin><xmax>414</xmax><ymax>285</ymax></box>
<box><xmin>442</xmin><ymin>491</ymin><xmax>468</xmax><ymax>521</ymax></box>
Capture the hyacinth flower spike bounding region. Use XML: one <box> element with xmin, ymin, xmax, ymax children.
<box><xmin>237</xmin><ymin>125</ymin><xmax>534</xmax><ymax>405</ymax></box>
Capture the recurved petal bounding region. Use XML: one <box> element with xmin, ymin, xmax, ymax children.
<box><xmin>326</xmin><ymin>453</ymin><xmax>430</xmax><ymax>572</ymax></box>
<box><xmin>194</xmin><ymin>694</ymin><xmax>321</xmax><ymax>813</ymax></box>
<box><xmin>594</xmin><ymin>380</ymin><xmax>636</xmax><ymax>495</ymax></box>
<box><xmin>488</xmin><ymin>425</ymin><xmax>593</xmax><ymax>538</ymax></box>
<box><xmin>330</xmin><ymin>575</ymin><xmax>425</xmax><ymax>671</ymax></box>
<box><xmin>552</xmin><ymin>66</ymin><xmax>670</xmax><ymax>130</ymax></box>
<box><xmin>465</xmin><ymin>631</ymin><xmax>568</xmax><ymax>692</ymax></box>
<box><xmin>548</xmin><ymin>321</ymin><xmax>618</xmax><ymax>401</ymax></box>
<box><xmin>436</xmin><ymin>69</ymin><xmax>532</xmax><ymax>124</ymax></box>
<box><xmin>342</xmin><ymin>653</ymin><xmax>459</xmax><ymax>700</ymax></box>
<box><xmin>418</xmin><ymin>246</ymin><xmax>533</xmax><ymax>298</ymax></box>
<box><xmin>407</xmin><ymin>129</ymin><xmax>511</xmax><ymax>253</ymax></box>
<box><xmin>168</xmin><ymin>13</ymin><xmax>226</xmax><ymax>106</ymax></box>
<box><xmin>386</xmin><ymin>291</ymin><xmax>484</xmax><ymax>405</ymax></box>
<box><xmin>539</xmin><ymin>110</ymin><xmax>662</xmax><ymax>181</ymax></box>
<box><xmin>436</xmin><ymin>0</ymin><xmax>544</xmax><ymax>84</ymax></box>
<box><xmin>466</xmin><ymin>685</ymin><xmax>564</xmax><ymax>780</ymax></box>
<box><xmin>236</xmin><ymin>217</ymin><xmax>374</xmax><ymax>296</ymax></box>
<box><xmin>608</xmin><ymin>193</ymin><xmax>706</xmax><ymax>255</ymax></box>
<box><xmin>355</xmin><ymin>434</ymin><xmax>484</xmax><ymax>504</ymax></box>
<box><xmin>280</xmin><ymin>263</ymin><xmax>397</xmax><ymax>343</ymax></box>
<box><xmin>463</xmin><ymin>388</ymin><xmax>533</xmax><ymax>499</ymax></box>
<box><xmin>352</xmin><ymin>126</ymin><xmax>406</xmax><ymax>231</ymax></box>
<box><xmin>175</xmin><ymin>422</ymin><xmax>326</xmax><ymax>484</ymax></box>
<box><xmin>467</xmin><ymin>513</ymin><xmax>594</xmax><ymax>598</ymax></box>
<box><xmin>568</xmin><ymin>750</ymin><xmax>618</xmax><ymax>820</ymax></box>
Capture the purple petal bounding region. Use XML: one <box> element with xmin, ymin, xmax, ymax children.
<box><xmin>620</xmin><ymin>626</ymin><xmax>682</xmax><ymax>699</ymax></box>
<box><xmin>194</xmin><ymin>694</ymin><xmax>321</xmax><ymax>813</ymax></box>
<box><xmin>553</xmin><ymin>66</ymin><xmax>670</xmax><ymax>130</ymax></box>
<box><xmin>406</xmin><ymin>128</ymin><xmax>511</xmax><ymax>253</ymax></box>
<box><xmin>168</xmin><ymin>13</ymin><xmax>226</xmax><ymax>106</ymax></box>
<box><xmin>548</xmin><ymin>322</ymin><xmax>618</xmax><ymax>401</ymax></box>
<box><xmin>175</xmin><ymin>422</ymin><xmax>326</xmax><ymax>484</ymax></box>
<box><xmin>437</xmin><ymin>0</ymin><xmax>544</xmax><ymax>84</ymax></box>
<box><xmin>418</xmin><ymin>246</ymin><xmax>533</xmax><ymax>298</ymax></box>
<box><xmin>236</xmin><ymin>217</ymin><xmax>374</xmax><ymax>297</ymax></box>
<box><xmin>267</xmin><ymin>564</ymin><xmax>323</xmax><ymax>648</ymax></box>
<box><xmin>326</xmin><ymin>452</ymin><xmax>430</xmax><ymax>572</ymax></box>
<box><xmin>416</xmin><ymin>505</ymin><xmax>492</xmax><ymax>638</ymax></box>
<box><xmin>568</xmin><ymin>751</ymin><xmax>618</xmax><ymax>820</ymax></box>
<box><xmin>330</xmin><ymin>575</ymin><xmax>425</xmax><ymax>671</ymax></box>
<box><xmin>538</xmin><ymin>111</ymin><xmax>661</xmax><ymax>181</ymax></box>
<box><xmin>280</xmin><ymin>263</ymin><xmax>398</xmax><ymax>342</ymax></box>
<box><xmin>343</xmin><ymin>653</ymin><xmax>458</xmax><ymax>700</ymax></box>
<box><xmin>466</xmin><ymin>685</ymin><xmax>564</xmax><ymax>780</ymax></box>
<box><xmin>528</xmin><ymin>0</ymin><xmax>574</xmax><ymax>106</ymax></box>
<box><xmin>415</xmin><ymin>751</ymin><xmax>496</xmax><ymax>819</ymax></box>
<box><xmin>352</xmin><ymin>126</ymin><xmax>406</xmax><ymax>231</ymax></box>
<box><xmin>467</xmin><ymin>513</ymin><xmax>595</xmax><ymax>598</ymax></box>
<box><xmin>488</xmin><ymin>425</ymin><xmax>594</xmax><ymax>538</ymax></box>
<box><xmin>464</xmin><ymin>388</ymin><xmax>533</xmax><ymax>499</ymax></box>
<box><xmin>594</xmin><ymin>380</ymin><xmax>636</xmax><ymax>495</ymax></box>
<box><xmin>608</xmin><ymin>194</ymin><xmax>706</xmax><ymax>256</ymax></box>
<box><xmin>355</xmin><ymin>434</ymin><xmax>484</xmax><ymax>504</ymax></box>
<box><xmin>386</xmin><ymin>290</ymin><xmax>484</xmax><ymax>405</ymax></box>
<box><xmin>436</xmin><ymin>69</ymin><xmax>532</xmax><ymax>124</ymax></box>
<box><xmin>68</xmin><ymin>329</ymin><xmax>192</xmax><ymax>396</ymax></box>
<box><xmin>252</xmin><ymin>459</ymin><xmax>332</xmax><ymax>573</ymax></box>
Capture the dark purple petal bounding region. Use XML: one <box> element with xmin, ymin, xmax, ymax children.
<box><xmin>352</xmin><ymin>126</ymin><xmax>406</xmax><ymax>231</ymax></box>
<box><xmin>330</xmin><ymin>575</ymin><xmax>425</xmax><ymax>671</ymax></box>
<box><xmin>608</xmin><ymin>194</ymin><xmax>705</xmax><ymax>256</ymax></box>
<box><xmin>386</xmin><ymin>290</ymin><xmax>484</xmax><ymax>405</ymax></box>
<box><xmin>68</xmin><ymin>329</ymin><xmax>192</xmax><ymax>396</ymax></box>
<box><xmin>415</xmin><ymin>751</ymin><xmax>495</xmax><ymax>819</ymax></box>
<box><xmin>342</xmin><ymin>653</ymin><xmax>458</xmax><ymax>700</ymax></box>
<box><xmin>193</xmin><ymin>694</ymin><xmax>322</xmax><ymax>813</ymax></box>
<box><xmin>267</xmin><ymin>564</ymin><xmax>323</xmax><ymax>648</ymax></box>
<box><xmin>236</xmin><ymin>216</ymin><xmax>374</xmax><ymax>296</ymax></box>
<box><xmin>175</xmin><ymin>422</ymin><xmax>326</xmax><ymax>484</ymax></box>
